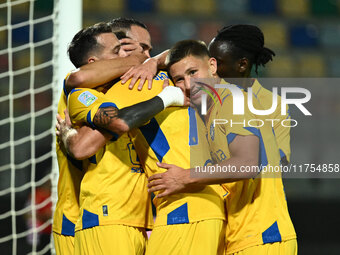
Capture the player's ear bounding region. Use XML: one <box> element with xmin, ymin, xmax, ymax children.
<box><xmin>237</xmin><ymin>57</ymin><xmax>249</xmax><ymax>74</ymax></box>
<box><xmin>88</xmin><ymin>56</ymin><xmax>98</xmax><ymax>64</ymax></box>
<box><xmin>208</xmin><ymin>57</ymin><xmax>217</xmax><ymax>76</ymax></box>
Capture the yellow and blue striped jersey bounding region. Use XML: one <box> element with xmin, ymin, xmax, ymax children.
<box><xmin>206</xmin><ymin>84</ymin><xmax>296</xmax><ymax>254</ymax></box>
<box><xmin>251</xmin><ymin>79</ymin><xmax>291</xmax><ymax>162</ymax></box>
<box><xmin>101</xmin><ymin>71</ymin><xmax>226</xmax><ymax>227</ymax></box>
<box><xmin>53</xmin><ymin>78</ymin><xmax>85</xmax><ymax>236</ymax></box>
<box><xmin>67</xmin><ymin>87</ymin><xmax>153</xmax><ymax>232</ymax></box>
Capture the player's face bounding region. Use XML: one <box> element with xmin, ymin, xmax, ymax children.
<box><xmin>95</xmin><ymin>32</ymin><xmax>127</xmax><ymax>60</ymax></box>
<box><xmin>169</xmin><ymin>55</ymin><xmax>218</xmax><ymax>106</ymax></box>
<box><xmin>126</xmin><ymin>25</ymin><xmax>152</xmax><ymax>58</ymax></box>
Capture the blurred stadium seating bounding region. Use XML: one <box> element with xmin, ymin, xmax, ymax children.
<box><xmin>9</xmin><ymin>0</ymin><xmax>340</xmax><ymax>77</ymax></box>
<box><xmin>76</xmin><ymin>0</ymin><xmax>340</xmax><ymax>78</ymax></box>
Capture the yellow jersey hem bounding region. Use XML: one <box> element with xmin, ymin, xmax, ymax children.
<box><xmin>75</xmin><ymin>220</ymin><xmax>153</xmax><ymax>232</ymax></box>
<box><xmin>154</xmin><ymin>214</ymin><xmax>225</xmax><ymax>227</ymax></box>
<box><xmin>226</xmin><ymin>234</ymin><xmax>297</xmax><ymax>254</ymax></box>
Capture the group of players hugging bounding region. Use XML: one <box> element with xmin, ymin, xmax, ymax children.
<box><xmin>54</xmin><ymin>17</ymin><xmax>297</xmax><ymax>255</ymax></box>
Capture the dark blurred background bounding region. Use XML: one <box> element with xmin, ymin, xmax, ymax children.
<box><xmin>0</xmin><ymin>0</ymin><xmax>340</xmax><ymax>254</ymax></box>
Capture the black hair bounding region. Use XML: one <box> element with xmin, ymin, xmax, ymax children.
<box><xmin>67</xmin><ymin>22</ymin><xmax>112</xmax><ymax>68</ymax></box>
<box><xmin>114</xmin><ymin>31</ymin><xmax>128</xmax><ymax>40</ymax></box>
<box><xmin>213</xmin><ymin>24</ymin><xmax>275</xmax><ymax>74</ymax></box>
<box><xmin>166</xmin><ymin>40</ymin><xmax>210</xmax><ymax>70</ymax></box>
<box><xmin>108</xmin><ymin>17</ymin><xmax>147</xmax><ymax>33</ymax></box>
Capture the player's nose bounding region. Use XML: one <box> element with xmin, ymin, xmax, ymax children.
<box><xmin>184</xmin><ymin>76</ymin><xmax>191</xmax><ymax>90</ymax></box>
<box><xmin>144</xmin><ymin>50</ymin><xmax>151</xmax><ymax>58</ymax></box>
<box><xmin>118</xmin><ymin>48</ymin><xmax>128</xmax><ymax>58</ymax></box>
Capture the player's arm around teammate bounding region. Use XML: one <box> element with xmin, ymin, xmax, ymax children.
<box><xmin>58</xmin><ymin>18</ymin><xmax>170</xmax><ymax>159</ymax></box>
<box><xmin>65</xmin><ymin>18</ymin><xmax>163</xmax><ymax>93</ymax></box>
<box><xmin>58</xmin><ymin>18</ymin><xmax>176</xmax><ymax>159</ymax></box>
<box><xmin>57</xmin><ymin>82</ymin><xmax>185</xmax><ymax>159</ymax></box>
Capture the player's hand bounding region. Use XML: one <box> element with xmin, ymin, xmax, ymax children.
<box><xmin>161</xmin><ymin>79</ymin><xmax>169</xmax><ymax>89</ymax></box>
<box><xmin>64</xmin><ymin>109</ymin><xmax>72</xmax><ymax>127</ymax></box>
<box><xmin>120</xmin><ymin>38</ymin><xmax>143</xmax><ymax>55</ymax></box>
<box><xmin>183</xmin><ymin>93</ymin><xmax>190</xmax><ymax>107</ymax></box>
<box><xmin>55</xmin><ymin>110</ymin><xmax>72</xmax><ymax>140</ymax></box>
<box><xmin>176</xmin><ymin>85</ymin><xmax>190</xmax><ymax>107</ymax></box>
<box><xmin>148</xmin><ymin>162</ymin><xmax>193</xmax><ymax>198</ymax></box>
<box><xmin>55</xmin><ymin>114</ymin><xmax>63</xmax><ymax>137</ymax></box>
<box><xmin>120</xmin><ymin>58</ymin><xmax>158</xmax><ymax>91</ymax></box>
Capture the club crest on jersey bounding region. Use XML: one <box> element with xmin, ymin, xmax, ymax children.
<box><xmin>210</xmin><ymin>122</ymin><xmax>215</xmax><ymax>141</ymax></box>
<box><xmin>154</xmin><ymin>72</ymin><xmax>169</xmax><ymax>81</ymax></box>
<box><xmin>78</xmin><ymin>91</ymin><xmax>97</xmax><ymax>107</ymax></box>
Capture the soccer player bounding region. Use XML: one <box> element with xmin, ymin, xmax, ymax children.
<box><xmin>148</xmin><ymin>40</ymin><xmax>297</xmax><ymax>255</ymax></box>
<box><xmin>108</xmin><ymin>17</ymin><xmax>152</xmax><ymax>57</ymax></box>
<box><xmin>57</xmin><ymin>21</ymin><xmax>189</xmax><ymax>255</ymax></box>
<box><xmin>208</xmin><ymin>24</ymin><xmax>291</xmax><ymax>165</ymax></box>
<box><xmin>64</xmin><ymin>18</ymin><xmax>155</xmax><ymax>95</ymax></box>
<box><xmin>63</xmin><ymin>73</ymin><xmax>226</xmax><ymax>255</ymax></box>
<box><xmin>53</xmin><ymin>22</ymin><xmax>128</xmax><ymax>255</ymax></box>
<box><xmin>59</xmin><ymin>23</ymin><xmax>226</xmax><ymax>255</ymax></box>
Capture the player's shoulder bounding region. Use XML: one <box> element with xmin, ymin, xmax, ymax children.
<box><xmin>68</xmin><ymin>88</ymin><xmax>104</xmax><ymax>109</ymax></box>
<box><xmin>217</xmin><ymin>83</ymin><xmax>247</xmax><ymax>107</ymax></box>
<box><xmin>252</xmin><ymin>79</ymin><xmax>282</xmax><ymax>100</ymax></box>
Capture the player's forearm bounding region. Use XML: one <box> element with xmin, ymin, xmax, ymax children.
<box><xmin>93</xmin><ymin>86</ymin><xmax>184</xmax><ymax>136</ymax></box>
<box><xmin>152</xmin><ymin>49</ymin><xmax>169</xmax><ymax>70</ymax></box>
<box><xmin>93</xmin><ymin>97</ymin><xmax>165</xmax><ymax>136</ymax></box>
<box><xmin>65</xmin><ymin>55</ymin><xmax>144</xmax><ymax>92</ymax></box>
<box><xmin>119</xmin><ymin>96</ymin><xmax>165</xmax><ymax>129</ymax></box>
<box><xmin>65</xmin><ymin>126</ymin><xmax>110</xmax><ymax>160</ymax></box>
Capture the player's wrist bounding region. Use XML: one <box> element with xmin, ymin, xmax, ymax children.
<box><xmin>61</xmin><ymin>126</ymin><xmax>78</xmax><ymax>150</ymax></box>
<box><xmin>186</xmin><ymin>168</ymin><xmax>198</xmax><ymax>185</ymax></box>
<box><xmin>157</xmin><ymin>86</ymin><xmax>184</xmax><ymax>108</ymax></box>
<box><xmin>131</xmin><ymin>53</ymin><xmax>148</xmax><ymax>64</ymax></box>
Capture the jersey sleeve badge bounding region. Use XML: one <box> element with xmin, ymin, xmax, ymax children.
<box><xmin>78</xmin><ymin>91</ymin><xmax>97</xmax><ymax>107</ymax></box>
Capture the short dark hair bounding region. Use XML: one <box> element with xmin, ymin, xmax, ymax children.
<box><xmin>213</xmin><ymin>24</ymin><xmax>275</xmax><ymax>74</ymax></box>
<box><xmin>166</xmin><ymin>40</ymin><xmax>210</xmax><ymax>70</ymax></box>
<box><xmin>113</xmin><ymin>30</ymin><xmax>128</xmax><ymax>40</ymax></box>
<box><xmin>67</xmin><ymin>22</ymin><xmax>112</xmax><ymax>68</ymax></box>
<box><xmin>108</xmin><ymin>17</ymin><xmax>147</xmax><ymax>33</ymax></box>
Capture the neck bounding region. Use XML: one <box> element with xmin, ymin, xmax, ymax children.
<box><xmin>241</xmin><ymin>78</ymin><xmax>254</xmax><ymax>89</ymax></box>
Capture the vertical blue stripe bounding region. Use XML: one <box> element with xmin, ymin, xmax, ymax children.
<box><xmin>287</xmin><ymin>107</ymin><xmax>291</xmax><ymax>118</ymax></box>
<box><xmin>188</xmin><ymin>107</ymin><xmax>198</xmax><ymax>145</ymax></box>
<box><xmin>244</xmin><ymin>127</ymin><xmax>268</xmax><ymax>168</ymax></box>
<box><xmin>279</xmin><ymin>149</ymin><xmax>286</xmax><ymax>159</ymax></box>
<box><xmin>139</xmin><ymin>118</ymin><xmax>170</xmax><ymax>162</ymax></box>
<box><xmin>63</xmin><ymin>79</ymin><xmax>70</xmax><ymax>100</ymax></box>
<box><xmin>61</xmin><ymin>214</ymin><xmax>75</xmax><ymax>236</ymax></box>
<box><xmin>86</xmin><ymin>110</ymin><xmax>95</xmax><ymax>128</ymax></box>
